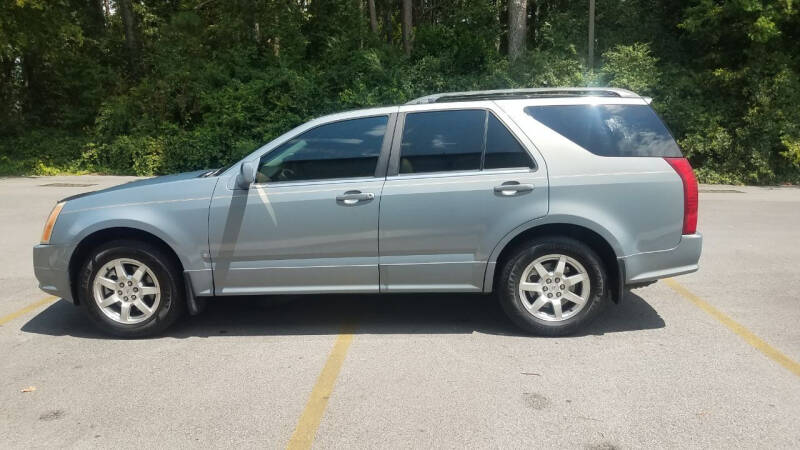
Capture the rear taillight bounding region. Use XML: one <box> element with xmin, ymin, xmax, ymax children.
<box><xmin>665</xmin><ymin>157</ymin><xmax>698</xmax><ymax>235</ymax></box>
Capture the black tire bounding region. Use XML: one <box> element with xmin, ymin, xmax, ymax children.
<box><xmin>77</xmin><ymin>239</ymin><xmax>186</xmax><ymax>338</ymax></box>
<box><xmin>498</xmin><ymin>236</ymin><xmax>607</xmax><ymax>336</ymax></box>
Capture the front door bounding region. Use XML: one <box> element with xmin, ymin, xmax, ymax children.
<box><xmin>378</xmin><ymin>107</ymin><xmax>548</xmax><ymax>292</ymax></box>
<box><xmin>209</xmin><ymin>114</ymin><xmax>393</xmax><ymax>295</ymax></box>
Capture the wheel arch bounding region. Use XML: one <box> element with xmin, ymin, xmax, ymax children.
<box><xmin>484</xmin><ymin>220</ymin><xmax>624</xmax><ymax>303</ymax></box>
<box><xmin>68</xmin><ymin>227</ymin><xmax>185</xmax><ymax>305</ymax></box>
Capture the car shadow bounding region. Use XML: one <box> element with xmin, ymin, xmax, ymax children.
<box><xmin>21</xmin><ymin>291</ymin><xmax>664</xmax><ymax>339</ymax></box>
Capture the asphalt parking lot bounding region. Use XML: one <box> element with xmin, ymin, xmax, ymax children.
<box><xmin>1</xmin><ymin>175</ymin><xmax>799</xmax><ymax>449</ymax></box>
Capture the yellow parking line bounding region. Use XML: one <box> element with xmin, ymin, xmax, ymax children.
<box><xmin>0</xmin><ymin>295</ymin><xmax>59</xmax><ymax>326</ymax></box>
<box><xmin>665</xmin><ymin>278</ymin><xmax>800</xmax><ymax>378</ymax></box>
<box><xmin>287</xmin><ymin>325</ymin><xmax>356</xmax><ymax>450</ymax></box>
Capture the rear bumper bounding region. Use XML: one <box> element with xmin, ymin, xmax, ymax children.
<box><xmin>33</xmin><ymin>244</ymin><xmax>74</xmax><ymax>303</ymax></box>
<box><xmin>621</xmin><ymin>233</ymin><xmax>702</xmax><ymax>285</ymax></box>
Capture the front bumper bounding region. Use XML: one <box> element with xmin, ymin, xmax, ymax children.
<box><xmin>621</xmin><ymin>233</ymin><xmax>702</xmax><ymax>284</ymax></box>
<box><xmin>33</xmin><ymin>244</ymin><xmax>74</xmax><ymax>303</ymax></box>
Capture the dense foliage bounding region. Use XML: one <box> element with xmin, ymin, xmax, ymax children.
<box><xmin>1</xmin><ymin>0</ymin><xmax>799</xmax><ymax>184</ymax></box>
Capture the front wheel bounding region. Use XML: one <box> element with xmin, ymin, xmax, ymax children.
<box><xmin>498</xmin><ymin>237</ymin><xmax>607</xmax><ymax>336</ymax></box>
<box><xmin>78</xmin><ymin>240</ymin><xmax>185</xmax><ymax>338</ymax></box>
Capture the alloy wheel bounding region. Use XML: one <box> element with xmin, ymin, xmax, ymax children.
<box><xmin>518</xmin><ymin>254</ymin><xmax>590</xmax><ymax>322</ymax></box>
<box><xmin>92</xmin><ymin>258</ymin><xmax>161</xmax><ymax>324</ymax></box>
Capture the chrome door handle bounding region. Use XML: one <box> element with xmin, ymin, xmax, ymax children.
<box><xmin>494</xmin><ymin>183</ymin><xmax>534</xmax><ymax>196</ymax></box>
<box><xmin>336</xmin><ymin>191</ymin><xmax>375</xmax><ymax>205</ymax></box>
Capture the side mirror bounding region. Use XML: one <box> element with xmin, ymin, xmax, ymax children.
<box><xmin>236</xmin><ymin>161</ymin><xmax>256</xmax><ymax>189</ymax></box>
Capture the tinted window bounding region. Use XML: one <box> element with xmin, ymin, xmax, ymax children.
<box><xmin>484</xmin><ymin>113</ymin><xmax>534</xmax><ymax>169</ymax></box>
<box><xmin>399</xmin><ymin>110</ymin><xmax>485</xmax><ymax>174</ymax></box>
<box><xmin>524</xmin><ymin>104</ymin><xmax>682</xmax><ymax>157</ymax></box>
<box><xmin>257</xmin><ymin>116</ymin><xmax>387</xmax><ymax>183</ymax></box>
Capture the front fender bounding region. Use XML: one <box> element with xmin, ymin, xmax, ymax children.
<box><xmin>49</xmin><ymin>176</ymin><xmax>219</xmax><ymax>297</ymax></box>
<box><xmin>67</xmin><ymin>218</ymin><xmax>193</xmax><ymax>267</ymax></box>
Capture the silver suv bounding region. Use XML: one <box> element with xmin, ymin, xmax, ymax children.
<box><xmin>33</xmin><ymin>88</ymin><xmax>701</xmax><ymax>337</ymax></box>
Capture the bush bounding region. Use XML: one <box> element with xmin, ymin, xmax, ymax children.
<box><xmin>0</xmin><ymin>131</ymin><xmax>91</xmax><ymax>176</ymax></box>
<box><xmin>600</xmin><ymin>43</ymin><xmax>660</xmax><ymax>96</ymax></box>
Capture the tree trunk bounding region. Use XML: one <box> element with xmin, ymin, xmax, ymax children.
<box><xmin>21</xmin><ymin>52</ymin><xmax>44</xmax><ymax>122</ymax></box>
<box><xmin>508</xmin><ymin>0</ymin><xmax>527</xmax><ymax>61</ymax></box>
<box><xmin>87</xmin><ymin>0</ymin><xmax>105</xmax><ymax>35</ymax></box>
<box><xmin>117</xmin><ymin>0</ymin><xmax>140</xmax><ymax>75</ymax></box>
<box><xmin>588</xmin><ymin>0</ymin><xmax>595</xmax><ymax>69</ymax></box>
<box><xmin>531</xmin><ymin>0</ymin><xmax>540</xmax><ymax>45</ymax></box>
<box><xmin>383</xmin><ymin>0</ymin><xmax>392</xmax><ymax>44</ymax></box>
<box><xmin>495</xmin><ymin>0</ymin><xmax>502</xmax><ymax>52</ymax></box>
<box><xmin>368</xmin><ymin>0</ymin><xmax>379</xmax><ymax>34</ymax></box>
<box><xmin>401</xmin><ymin>0</ymin><xmax>413</xmax><ymax>56</ymax></box>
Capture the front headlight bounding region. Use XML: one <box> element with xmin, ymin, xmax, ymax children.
<box><xmin>41</xmin><ymin>202</ymin><xmax>65</xmax><ymax>244</ymax></box>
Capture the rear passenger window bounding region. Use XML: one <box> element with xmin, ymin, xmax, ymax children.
<box><xmin>399</xmin><ymin>110</ymin><xmax>485</xmax><ymax>174</ymax></box>
<box><xmin>484</xmin><ymin>113</ymin><xmax>534</xmax><ymax>169</ymax></box>
<box><xmin>398</xmin><ymin>110</ymin><xmax>534</xmax><ymax>174</ymax></box>
<box><xmin>524</xmin><ymin>104</ymin><xmax>682</xmax><ymax>157</ymax></box>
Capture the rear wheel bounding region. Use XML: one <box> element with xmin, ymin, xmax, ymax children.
<box><xmin>78</xmin><ymin>240</ymin><xmax>185</xmax><ymax>338</ymax></box>
<box><xmin>498</xmin><ymin>237</ymin><xmax>607</xmax><ymax>336</ymax></box>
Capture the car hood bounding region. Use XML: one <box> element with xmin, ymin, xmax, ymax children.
<box><xmin>58</xmin><ymin>169</ymin><xmax>223</xmax><ymax>215</ymax></box>
<box><xmin>60</xmin><ymin>170</ymin><xmax>212</xmax><ymax>203</ymax></box>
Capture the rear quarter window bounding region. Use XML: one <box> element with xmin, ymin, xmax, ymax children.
<box><xmin>524</xmin><ymin>104</ymin><xmax>682</xmax><ymax>157</ymax></box>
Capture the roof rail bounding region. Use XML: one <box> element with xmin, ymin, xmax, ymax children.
<box><xmin>406</xmin><ymin>87</ymin><xmax>641</xmax><ymax>105</ymax></box>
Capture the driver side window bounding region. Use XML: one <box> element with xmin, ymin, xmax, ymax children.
<box><xmin>256</xmin><ymin>116</ymin><xmax>388</xmax><ymax>183</ymax></box>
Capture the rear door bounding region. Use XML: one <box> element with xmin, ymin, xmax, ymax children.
<box><xmin>378</xmin><ymin>104</ymin><xmax>549</xmax><ymax>292</ymax></box>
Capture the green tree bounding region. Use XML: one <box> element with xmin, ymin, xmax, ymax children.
<box><xmin>0</xmin><ymin>0</ymin><xmax>798</xmax><ymax>184</ymax></box>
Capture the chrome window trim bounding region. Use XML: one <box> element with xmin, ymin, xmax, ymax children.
<box><xmin>251</xmin><ymin>176</ymin><xmax>381</xmax><ymax>189</ymax></box>
<box><xmin>386</xmin><ymin>167</ymin><xmax>535</xmax><ymax>181</ymax></box>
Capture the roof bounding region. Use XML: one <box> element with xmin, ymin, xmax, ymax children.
<box><xmin>406</xmin><ymin>87</ymin><xmax>641</xmax><ymax>105</ymax></box>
